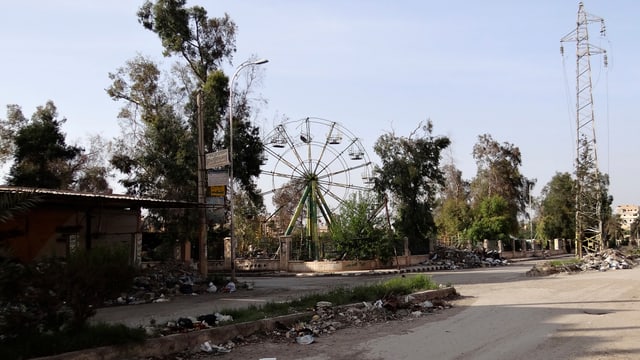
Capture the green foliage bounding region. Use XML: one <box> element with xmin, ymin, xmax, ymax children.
<box><xmin>7</xmin><ymin>101</ymin><xmax>83</xmax><ymax>189</ymax></box>
<box><xmin>0</xmin><ymin>246</ymin><xmax>136</xmax><ymax>342</ymax></box>
<box><xmin>62</xmin><ymin>246</ymin><xmax>137</xmax><ymax>328</ymax></box>
<box><xmin>466</xmin><ymin>195</ymin><xmax>512</xmax><ymax>241</ymax></box>
<box><xmin>0</xmin><ymin>105</ymin><xmax>28</xmax><ymax>165</ymax></box>
<box><xmin>373</xmin><ymin>121</ymin><xmax>450</xmax><ymax>254</ymax></box>
<box><xmin>0</xmin><ymin>190</ymin><xmax>41</xmax><ymax>224</ymax></box>
<box><xmin>330</xmin><ymin>192</ymin><xmax>390</xmax><ymax>261</ymax></box>
<box><xmin>435</xmin><ymin>163</ymin><xmax>472</xmax><ymax>245</ymax></box>
<box><xmin>470</xmin><ymin>134</ymin><xmax>530</xmax><ymax>236</ymax></box>
<box><xmin>137</xmin><ymin>0</ymin><xmax>237</xmax><ymax>82</ymax></box>
<box><xmin>223</xmin><ymin>275</ymin><xmax>438</xmax><ymax>323</ymax></box>
<box><xmin>538</xmin><ymin>172</ymin><xmax>575</xmax><ymax>240</ymax></box>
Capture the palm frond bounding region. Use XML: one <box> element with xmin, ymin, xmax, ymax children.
<box><xmin>0</xmin><ymin>191</ymin><xmax>42</xmax><ymax>223</ymax></box>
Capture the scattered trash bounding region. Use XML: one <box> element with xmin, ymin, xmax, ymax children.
<box><xmin>176</xmin><ymin>317</ymin><xmax>193</xmax><ymax>329</ymax></box>
<box><xmin>153</xmin><ymin>294</ymin><xmax>169</xmax><ymax>303</ymax></box>
<box><xmin>206</xmin><ymin>282</ymin><xmax>217</xmax><ymax>293</ymax></box>
<box><xmin>214</xmin><ymin>312</ymin><xmax>233</xmax><ymax>324</ymax></box>
<box><xmin>200</xmin><ymin>340</ymin><xmax>231</xmax><ymax>354</ymax></box>
<box><xmin>222</xmin><ymin>281</ymin><xmax>236</xmax><ymax>293</ymax></box>
<box><xmin>296</xmin><ymin>334</ymin><xmax>314</xmax><ymax>345</ymax></box>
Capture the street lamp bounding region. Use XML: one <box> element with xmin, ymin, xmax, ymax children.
<box><xmin>229</xmin><ymin>58</ymin><xmax>268</xmax><ymax>282</ymax></box>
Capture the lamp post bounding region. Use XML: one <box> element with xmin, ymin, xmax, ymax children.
<box><xmin>229</xmin><ymin>58</ymin><xmax>268</xmax><ymax>282</ymax></box>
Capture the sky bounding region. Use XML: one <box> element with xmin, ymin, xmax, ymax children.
<box><xmin>0</xmin><ymin>0</ymin><xmax>638</xmax><ymax>208</ymax></box>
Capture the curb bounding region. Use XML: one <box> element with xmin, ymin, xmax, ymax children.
<box><xmin>34</xmin><ymin>287</ymin><xmax>457</xmax><ymax>360</ymax></box>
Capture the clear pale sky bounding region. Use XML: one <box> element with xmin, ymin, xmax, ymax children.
<box><xmin>1</xmin><ymin>1</ymin><xmax>638</xmax><ymax>207</ymax></box>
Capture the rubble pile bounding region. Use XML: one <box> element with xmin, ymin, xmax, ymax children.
<box><xmin>421</xmin><ymin>246</ymin><xmax>508</xmax><ymax>269</ymax></box>
<box><xmin>264</xmin><ymin>294</ymin><xmax>455</xmax><ymax>345</ymax></box>
<box><xmin>527</xmin><ymin>249</ymin><xmax>639</xmax><ymax>277</ymax></box>
<box><xmin>104</xmin><ymin>260</ymin><xmax>210</xmax><ymax>306</ymax></box>
<box><xmin>581</xmin><ymin>249</ymin><xmax>637</xmax><ymax>271</ymax></box>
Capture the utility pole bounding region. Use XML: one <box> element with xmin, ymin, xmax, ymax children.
<box><xmin>197</xmin><ymin>91</ymin><xmax>208</xmax><ymax>275</ymax></box>
<box><xmin>560</xmin><ymin>2</ymin><xmax>607</xmax><ymax>257</ymax></box>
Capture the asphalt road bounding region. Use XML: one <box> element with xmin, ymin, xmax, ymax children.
<box><xmin>227</xmin><ymin>259</ymin><xmax>640</xmax><ymax>360</ymax></box>
<box><xmin>94</xmin><ymin>260</ymin><xmax>542</xmax><ymax>328</ymax></box>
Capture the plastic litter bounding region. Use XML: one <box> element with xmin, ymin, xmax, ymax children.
<box><xmin>223</xmin><ymin>281</ymin><xmax>236</xmax><ymax>293</ymax></box>
<box><xmin>296</xmin><ymin>334</ymin><xmax>314</xmax><ymax>345</ymax></box>
<box><xmin>206</xmin><ymin>282</ymin><xmax>217</xmax><ymax>293</ymax></box>
<box><xmin>200</xmin><ymin>341</ymin><xmax>231</xmax><ymax>354</ymax></box>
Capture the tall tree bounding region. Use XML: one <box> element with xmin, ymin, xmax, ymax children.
<box><xmin>373</xmin><ymin>120</ymin><xmax>450</xmax><ymax>254</ymax></box>
<box><xmin>136</xmin><ymin>0</ymin><xmax>265</xmax><ymax>206</ymax></box>
<box><xmin>466</xmin><ymin>195</ymin><xmax>512</xmax><ymax>242</ymax></box>
<box><xmin>0</xmin><ymin>105</ymin><xmax>29</xmax><ymax>166</ymax></box>
<box><xmin>107</xmin><ymin>56</ymin><xmax>196</xmax><ymax>237</ymax></box>
<box><xmin>538</xmin><ymin>172</ymin><xmax>576</xmax><ymax>241</ymax></box>
<box><xmin>470</xmin><ymin>134</ymin><xmax>530</xmax><ymax>236</ymax></box>
<box><xmin>6</xmin><ymin>102</ymin><xmax>82</xmax><ymax>189</ymax></box>
<box><xmin>434</xmin><ymin>162</ymin><xmax>471</xmax><ymax>246</ymax></box>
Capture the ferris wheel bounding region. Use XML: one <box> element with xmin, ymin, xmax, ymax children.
<box><xmin>260</xmin><ymin>117</ymin><xmax>375</xmax><ymax>251</ymax></box>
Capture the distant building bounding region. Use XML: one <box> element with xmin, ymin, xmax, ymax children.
<box><xmin>615</xmin><ymin>204</ymin><xmax>639</xmax><ymax>231</ymax></box>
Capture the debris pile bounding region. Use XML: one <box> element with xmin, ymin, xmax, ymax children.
<box><xmin>264</xmin><ymin>294</ymin><xmax>455</xmax><ymax>345</ymax></box>
<box><xmin>140</xmin><ymin>290</ymin><xmax>458</xmax><ymax>359</ymax></box>
<box><xmin>526</xmin><ymin>248</ymin><xmax>639</xmax><ymax>276</ymax></box>
<box><xmin>581</xmin><ymin>249</ymin><xmax>637</xmax><ymax>271</ymax></box>
<box><xmin>421</xmin><ymin>246</ymin><xmax>508</xmax><ymax>269</ymax></box>
<box><xmin>104</xmin><ymin>260</ymin><xmax>211</xmax><ymax>306</ymax></box>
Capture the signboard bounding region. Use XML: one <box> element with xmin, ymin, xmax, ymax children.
<box><xmin>205</xmin><ymin>149</ymin><xmax>230</xmax><ymax>169</ymax></box>
<box><xmin>208</xmin><ymin>170</ymin><xmax>228</xmax><ymax>186</ymax></box>
<box><xmin>208</xmin><ymin>185</ymin><xmax>226</xmax><ymax>197</ymax></box>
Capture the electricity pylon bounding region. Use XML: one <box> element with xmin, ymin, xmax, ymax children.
<box><xmin>560</xmin><ymin>2</ymin><xmax>608</xmax><ymax>257</ymax></box>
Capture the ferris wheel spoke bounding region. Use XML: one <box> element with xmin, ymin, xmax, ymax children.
<box><xmin>317</xmin><ymin>161</ymin><xmax>372</xmax><ymax>181</ymax></box>
<box><xmin>312</xmin><ymin>121</ymin><xmax>337</xmax><ymax>175</ymax></box>
<box><xmin>317</xmin><ymin>179</ymin><xmax>372</xmax><ymax>192</ymax></box>
<box><xmin>316</xmin><ymin>138</ymin><xmax>359</xmax><ymax>175</ymax></box>
<box><xmin>264</xmin><ymin>146</ymin><xmax>307</xmax><ymax>178</ymax></box>
<box><xmin>261</xmin><ymin>169</ymin><xmax>306</xmax><ymax>182</ymax></box>
<box><xmin>321</xmin><ymin>186</ymin><xmax>348</xmax><ymax>205</ymax></box>
<box><xmin>277</xmin><ymin>124</ymin><xmax>310</xmax><ymax>174</ymax></box>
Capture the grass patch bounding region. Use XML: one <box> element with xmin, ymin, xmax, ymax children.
<box><xmin>225</xmin><ymin>274</ymin><xmax>438</xmax><ymax>323</ymax></box>
<box><xmin>0</xmin><ymin>323</ymin><xmax>146</xmax><ymax>360</ymax></box>
<box><xmin>548</xmin><ymin>258</ymin><xmax>581</xmax><ymax>267</ymax></box>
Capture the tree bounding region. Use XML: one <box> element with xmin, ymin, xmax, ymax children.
<box><xmin>466</xmin><ymin>195</ymin><xmax>512</xmax><ymax>242</ymax></box>
<box><xmin>6</xmin><ymin>102</ymin><xmax>83</xmax><ymax>189</ymax></box>
<box><xmin>137</xmin><ymin>0</ymin><xmax>265</xmax><ymax>206</ymax></box>
<box><xmin>434</xmin><ymin>162</ymin><xmax>471</xmax><ymax>246</ymax></box>
<box><xmin>373</xmin><ymin>120</ymin><xmax>450</xmax><ymax>254</ymax></box>
<box><xmin>469</xmin><ymin>134</ymin><xmax>530</xmax><ymax>237</ymax></box>
<box><xmin>538</xmin><ymin>172</ymin><xmax>575</xmax><ymax>241</ymax></box>
<box><xmin>330</xmin><ymin>192</ymin><xmax>390</xmax><ymax>261</ymax></box>
<box><xmin>0</xmin><ymin>105</ymin><xmax>29</xmax><ymax>165</ymax></box>
<box><xmin>107</xmin><ymin>56</ymin><xmax>197</xmax><ymax>239</ymax></box>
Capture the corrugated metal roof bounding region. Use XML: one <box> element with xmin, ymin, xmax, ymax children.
<box><xmin>0</xmin><ymin>186</ymin><xmax>199</xmax><ymax>209</ymax></box>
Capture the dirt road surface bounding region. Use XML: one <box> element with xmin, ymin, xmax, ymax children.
<box><xmin>221</xmin><ymin>263</ymin><xmax>640</xmax><ymax>360</ymax></box>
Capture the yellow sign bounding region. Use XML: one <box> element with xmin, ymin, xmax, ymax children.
<box><xmin>208</xmin><ymin>185</ymin><xmax>226</xmax><ymax>197</ymax></box>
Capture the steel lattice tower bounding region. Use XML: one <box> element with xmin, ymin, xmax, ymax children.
<box><xmin>560</xmin><ymin>2</ymin><xmax>607</xmax><ymax>257</ymax></box>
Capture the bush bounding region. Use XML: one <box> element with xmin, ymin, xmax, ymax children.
<box><xmin>0</xmin><ymin>245</ymin><xmax>137</xmax><ymax>343</ymax></box>
<box><xmin>62</xmin><ymin>246</ymin><xmax>137</xmax><ymax>328</ymax></box>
